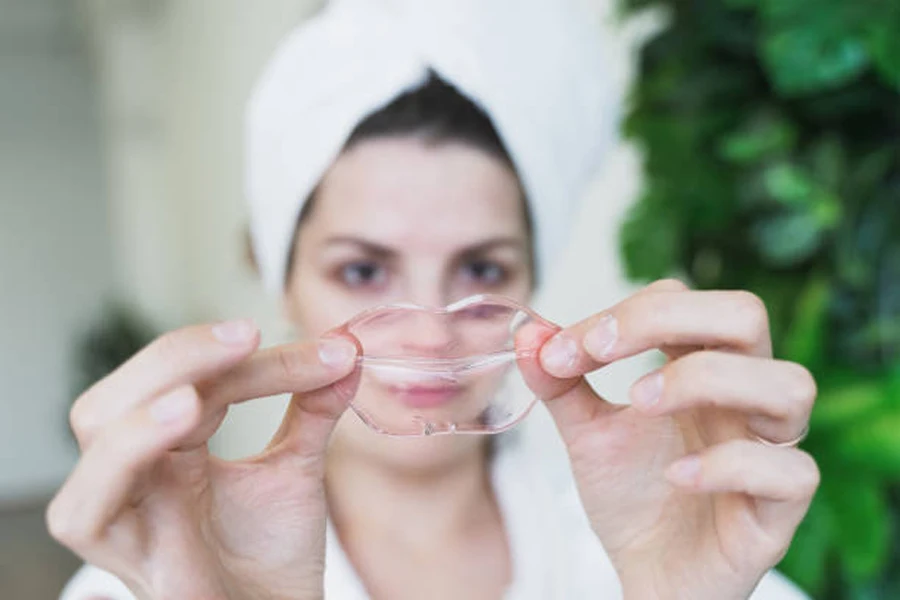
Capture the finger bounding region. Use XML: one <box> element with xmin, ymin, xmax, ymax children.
<box><xmin>514</xmin><ymin>321</ymin><xmax>619</xmax><ymax>439</ymax></box>
<box><xmin>515</xmin><ymin>320</ymin><xmax>574</xmax><ymax>399</ymax></box>
<box><xmin>536</xmin><ymin>277</ymin><xmax>687</xmax><ymax>381</ymax></box>
<box><xmin>47</xmin><ymin>386</ymin><xmax>201</xmax><ymax>555</ymax></box>
<box><xmin>642</xmin><ymin>277</ymin><xmax>691</xmax><ymax>294</ymax></box>
<box><xmin>172</xmin><ymin>335</ymin><xmax>359</xmax><ymax>452</ymax></box>
<box><xmin>665</xmin><ymin>440</ymin><xmax>819</xmax><ymax>530</ymax></box>
<box><xmin>539</xmin><ymin>289</ymin><xmax>772</xmax><ymax>379</ymax></box>
<box><xmin>630</xmin><ymin>352</ymin><xmax>816</xmax><ymax>443</ymax></box>
<box><xmin>71</xmin><ymin>320</ymin><xmax>259</xmax><ymax>445</ymax></box>
<box><xmin>200</xmin><ymin>335</ymin><xmax>359</xmax><ymax>411</ymax></box>
<box><xmin>265</xmin><ymin>362</ymin><xmax>362</xmax><ymax>464</ymax></box>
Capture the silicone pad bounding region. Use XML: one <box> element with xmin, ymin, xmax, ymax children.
<box><xmin>328</xmin><ymin>294</ymin><xmax>556</xmax><ymax>436</ymax></box>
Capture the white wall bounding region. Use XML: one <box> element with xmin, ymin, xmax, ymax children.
<box><xmin>0</xmin><ymin>0</ymin><xmax>113</xmax><ymax>503</ymax></box>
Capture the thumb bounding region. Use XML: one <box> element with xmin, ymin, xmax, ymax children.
<box><xmin>266</xmin><ymin>334</ymin><xmax>362</xmax><ymax>463</ymax></box>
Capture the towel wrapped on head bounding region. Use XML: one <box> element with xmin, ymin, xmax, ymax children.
<box><xmin>245</xmin><ymin>0</ymin><xmax>616</xmax><ymax>294</ymax></box>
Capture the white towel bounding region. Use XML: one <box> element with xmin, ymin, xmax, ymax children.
<box><xmin>246</xmin><ymin>0</ymin><xmax>616</xmax><ymax>293</ymax></box>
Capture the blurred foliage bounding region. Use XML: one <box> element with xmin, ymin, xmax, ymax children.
<box><xmin>71</xmin><ymin>304</ymin><xmax>158</xmax><ymax>400</ymax></box>
<box><xmin>618</xmin><ymin>0</ymin><xmax>900</xmax><ymax>597</ymax></box>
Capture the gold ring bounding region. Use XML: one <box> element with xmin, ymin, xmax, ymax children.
<box><xmin>753</xmin><ymin>425</ymin><xmax>809</xmax><ymax>448</ymax></box>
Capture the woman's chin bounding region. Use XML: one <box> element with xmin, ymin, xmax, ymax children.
<box><xmin>329</xmin><ymin>412</ymin><xmax>487</xmax><ymax>474</ymax></box>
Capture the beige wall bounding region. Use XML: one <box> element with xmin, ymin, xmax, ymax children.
<box><xmin>0</xmin><ymin>0</ymin><xmax>113</xmax><ymax>503</ymax></box>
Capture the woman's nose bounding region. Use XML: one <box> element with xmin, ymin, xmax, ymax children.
<box><xmin>393</xmin><ymin>273</ymin><xmax>463</xmax><ymax>356</ymax></box>
<box><xmin>399</xmin><ymin>311</ymin><xmax>460</xmax><ymax>357</ymax></box>
<box><xmin>402</xmin><ymin>279</ymin><xmax>450</xmax><ymax>312</ymax></box>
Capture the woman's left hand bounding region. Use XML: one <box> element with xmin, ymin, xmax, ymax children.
<box><xmin>517</xmin><ymin>279</ymin><xmax>819</xmax><ymax>600</ymax></box>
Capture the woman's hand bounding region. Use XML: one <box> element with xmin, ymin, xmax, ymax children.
<box><xmin>518</xmin><ymin>280</ymin><xmax>819</xmax><ymax>600</ymax></box>
<box><xmin>47</xmin><ymin>320</ymin><xmax>359</xmax><ymax>600</ymax></box>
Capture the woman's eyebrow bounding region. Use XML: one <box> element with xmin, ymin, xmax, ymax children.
<box><xmin>457</xmin><ymin>238</ymin><xmax>527</xmax><ymax>259</ymax></box>
<box><xmin>323</xmin><ymin>236</ymin><xmax>526</xmax><ymax>259</ymax></box>
<box><xmin>322</xmin><ymin>236</ymin><xmax>396</xmax><ymax>259</ymax></box>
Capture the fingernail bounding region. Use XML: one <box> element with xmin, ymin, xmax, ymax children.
<box><xmin>632</xmin><ymin>372</ymin><xmax>663</xmax><ymax>411</ymax></box>
<box><xmin>318</xmin><ymin>338</ymin><xmax>357</xmax><ymax>369</ymax></box>
<box><xmin>212</xmin><ymin>318</ymin><xmax>257</xmax><ymax>345</ymax></box>
<box><xmin>666</xmin><ymin>456</ymin><xmax>701</xmax><ymax>486</ymax></box>
<box><xmin>584</xmin><ymin>314</ymin><xmax>618</xmax><ymax>360</ymax></box>
<box><xmin>151</xmin><ymin>388</ymin><xmax>194</xmax><ymax>425</ymax></box>
<box><xmin>541</xmin><ymin>335</ymin><xmax>578</xmax><ymax>376</ymax></box>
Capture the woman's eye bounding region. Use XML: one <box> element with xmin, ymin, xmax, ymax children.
<box><xmin>340</xmin><ymin>262</ymin><xmax>386</xmax><ymax>288</ymax></box>
<box><xmin>462</xmin><ymin>260</ymin><xmax>507</xmax><ymax>286</ymax></box>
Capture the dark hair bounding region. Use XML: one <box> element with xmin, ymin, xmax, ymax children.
<box><xmin>281</xmin><ymin>72</ymin><xmax>533</xmax><ymax>287</ymax></box>
<box><xmin>344</xmin><ymin>73</ymin><xmax>516</xmax><ymax>167</ymax></box>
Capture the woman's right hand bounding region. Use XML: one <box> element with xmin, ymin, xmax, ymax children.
<box><xmin>47</xmin><ymin>319</ymin><xmax>359</xmax><ymax>600</ymax></box>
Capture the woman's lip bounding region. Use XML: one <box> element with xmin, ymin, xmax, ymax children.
<box><xmin>389</xmin><ymin>384</ymin><xmax>462</xmax><ymax>409</ymax></box>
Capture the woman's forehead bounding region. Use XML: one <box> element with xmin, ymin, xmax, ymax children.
<box><xmin>309</xmin><ymin>137</ymin><xmax>526</xmax><ymax>242</ymax></box>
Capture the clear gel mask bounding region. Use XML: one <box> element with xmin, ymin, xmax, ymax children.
<box><xmin>327</xmin><ymin>294</ymin><xmax>557</xmax><ymax>437</ymax></box>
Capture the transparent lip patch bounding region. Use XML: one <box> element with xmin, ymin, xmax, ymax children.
<box><xmin>327</xmin><ymin>294</ymin><xmax>558</xmax><ymax>437</ymax></box>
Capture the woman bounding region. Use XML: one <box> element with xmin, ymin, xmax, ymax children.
<box><xmin>52</xmin><ymin>1</ymin><xmax>818</xmax><ymax>598</ymax></box>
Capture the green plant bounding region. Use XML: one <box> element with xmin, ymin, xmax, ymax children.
<box><xmin>618</xmin><ymin>0</ymin><xmax>900</xmax><ymax>597</ymax></box>
<box><xmin>71</xmin><ymin>303</ymin><xmax>158</xmax><ymax>399</ymax></box>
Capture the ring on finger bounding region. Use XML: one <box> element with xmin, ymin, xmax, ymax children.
<box><xmin>753</xmin><ymin>424</ymin><xmax>809</xmax><ymax>448</ymax></box>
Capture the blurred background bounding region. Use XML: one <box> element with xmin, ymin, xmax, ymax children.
<box><xmin>0</xmin><ymin>0</ymin><xmax>896</xmax><ymax>598</ymax></box>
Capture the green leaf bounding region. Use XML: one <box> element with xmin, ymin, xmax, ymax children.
<box><xmin>809</xmin><ymin>135</ymin><xmax>846</xmax><ymax>191</ymax></box>
<box><xmin>724</xmin><ymin>0</ymin><xmax>758</xmax><ymax>8</ymax></box>
<box><xmin>866</xmin><ymin>7</ymin><xmax>900</xmax><ymax>88</ymax></box>
<box><xmin>844</xmin><ymin>581</ymin><xmax>884</xmax><ymax>600</ymax></box>
<box><xmin>763</xmin><ymin>163</ymin><xmax>816</xmax><ymax>206</ymax></box>
<box><xmin>751</xmin><ymin>210</ymin><xmax>826</xmax><ymax>267</ymax></box>
<box><xmin>811</xmin><ymin>374</ymin><xmax>888</xmax><ymax>432</ymax></box>
<box><xmin>885</xmin><ymin>363</ymin><xmax>900</xmax><ymax>408</ymax></box>
<box><xmin>778</xmin><ymin>491</ymin><xmax>835</xmax><ymax>594</ymax></box>
<box><xmin>745</xmin><ymin>271</ymin><xmax>806</xmax><ymax>345</ymax></box>
<box><xmin>844</xmin><ymin>149</ymin><xmax>899</xmax><ymax>205</ymax></box>
<box><xmin>833</xmin><ymin>409</ymin><xmax>900</xmax><ymax>477</ymax></box>
<box><xmin>781</xmin><ymin>277</ymin><xmax>830</xmax><ymax>369</ymax></box>
<box><xmin>617</xmin><ymin>0</ymin><xmax>666</xmax><ymax>18</ymax></box>
<box><xmin>718</xmin><ymin>112</ymin><xmax>798</xmax><ymax>165</ymax></box>
<box><xmin>822</xmin><ymin>477</ymin><xmax>892</xmax><ymax>583</ymax></box>
<box><xmin>761</xmin><ymin>24</ymin><xmax>869</xmax><ymax>96</ymax></box>
<box><xmin>758</xmin><ymin>162</ymin><xmax>843</xmax><ymax>228</ymax></box>
<box><xmin>811</xmin><ymin>190</ymin><xmax>843</xmax><ymax>228</ymax></box>
<box><xmin>620</xmin><ymin>191</ymin><xmax>681</xmax><ymax>281</ymax></box>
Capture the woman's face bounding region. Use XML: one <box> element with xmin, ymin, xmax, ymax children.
<box><xmin>283</xmin><ymin>136</ymin><xmax>532</xmax><ymax>471</ymax></box>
